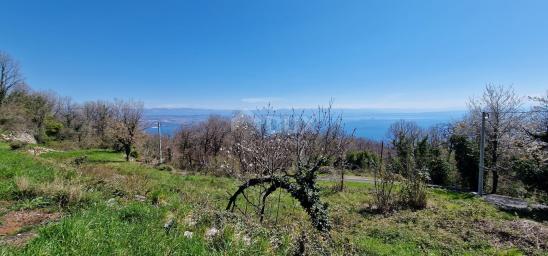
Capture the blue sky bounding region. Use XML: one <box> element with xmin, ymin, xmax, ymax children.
<box><xmin>1</xmin><ymin>0</ymin><xmax>546</xmax><ymax>110</ymax></box>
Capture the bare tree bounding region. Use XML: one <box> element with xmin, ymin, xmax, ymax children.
<box><xmin>0</xmin><ymin>51</ymin><xmax>24</xmax><ymax>107</ymax></box>
<box><xmin>197</xmin><ymin>115</ymin><xmax>231</xmax><ymax>167</ymax></box>
<box><xmin>225</xmin><ymin>106</ymin><xmax>349</xmax><ymax>232</ymax></box>
<box><xmin>55</xmin><ymin>96</ymin><xmax>79</xmax><ymax>128</ymax></box>
<box><xmin>83</xmin><ymin>100</ymin><xmax>113</xmax><ymax>147</ymax></box>
<box><xmin>111</xmin><ymin>99</ymin><xmax>144</xmax><ymax>161</ymax></box>
<box><xmin>526</xmin><ymin>92</ymin><xmax>548</xmax><ymax>146</ymax></box>
<box><xmin>468</xmin><ymin>84</ymin><xmax>522</xmax><ymax>194</ymax></box>
<box><xmin>174</xmin><ymin>125</ymin><xmax>198</xmax><ymax>169</ymax></box>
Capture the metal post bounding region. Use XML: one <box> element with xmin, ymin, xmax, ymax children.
<box><xmin>478</xmin><ymin>112</ymin><xmax>487</xmax><ymax>196</ymax></box>
<box><xmin>158</xmin><ymin>121</ymin><xmax>163</xmax><ymax>164</ymax></box>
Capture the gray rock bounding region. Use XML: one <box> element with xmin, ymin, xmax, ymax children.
<box><xmin>134</xmin><ymin>195</ymin><xmax>146</xmax><ymax>202</ymax></box>
<box><xmin>164</xmin><ymin>219</ymin><xmax>176</xmax><ymax>233</ymax></box>
<box><xmin>106</xmin><ymin>198</ymin><xmax>117</xmax><ymax>207</ymax></box>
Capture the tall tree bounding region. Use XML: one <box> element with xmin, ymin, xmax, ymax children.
<box><xmin>111</xmin><ymin>100</ymin><xmax>143</xmax><ymax>161</ymax></box>
<box><xmin>0</xmin><ymin>51</ymin><xmax>24</xmax><ymax>107</ymax></box>
<box><xmin>387</xmin><ymin>120</ymin><xmax>422</xmax><ymax>176</ymax></box>
<box><xmin>526</xmin><ymin>92</ymin><xmax>548</xmax><ymax>146</ymax></box>
<box><xmin>83</xmin><ymin>100</ymin><xmax>113</xmax><ymax>147</ymax></box>
<box><xmin>468</xmin><ymin>84</ymin><xmax>522</xmax><ymax>194</ymax></box>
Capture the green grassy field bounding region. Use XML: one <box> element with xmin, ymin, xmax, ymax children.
<box><xmin>0</xmin><ymin>143</ymin><xmax>546</xmax><ymax>255</ymax></box>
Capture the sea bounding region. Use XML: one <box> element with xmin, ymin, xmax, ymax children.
<box><xmin>144</xmin><ymin>108</ymin><xmax>465</xmax><ymax>141</ymax></box>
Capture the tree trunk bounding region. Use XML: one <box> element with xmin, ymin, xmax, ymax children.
<box><xmin>339</xmin><ymin>169</ymin><xmax>345</xmax><ymax>191</ymax></box>
<box><xmin>227</xmin><ymin>176</ymin><xmax>331</xmax><ymax>232</ymax></box>
<box><xmin>491</xmin><ymin>130</ymin><xmax>499</xmax><ymax>194</ymax></box>
<box><xmin>124</xmin><ymin>144</ymin><xmax>131</xmax><ymax>161</ymax></box>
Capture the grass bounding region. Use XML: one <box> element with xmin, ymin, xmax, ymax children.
<box><xmin>0</xmin><ymin>142</ymin><xmax>546</xmax><ymax>255</ymax></box>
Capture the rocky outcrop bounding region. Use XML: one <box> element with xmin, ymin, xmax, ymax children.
<box><xmin>0</xmin><ymin>132</ymin><xmax>37</xmax><ymax>144</ymax></box>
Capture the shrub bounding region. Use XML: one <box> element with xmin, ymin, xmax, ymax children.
<box><xmin>450</xmin><ymin>135</ymin><xmax>479</xmax><ymax>190</ymax></box>
<box><xmin>37</xmin><ymin>178</ymin><xmax>87</xmax><ymax>208</ymax></box>
<box><xmin>13</xmin><ymin>176</ymin><xmax>36</xmax><ymax>199</ymax></box>
<box><xmin>429</xmin><ymin>157</ymin><xmax>451</xmax><ymax>186</ymax></box>
<box><xmin>155</xmin><ymin>164</ymin><xmax>173</xmax><ymax>172</ymax></box>
<box><xmin>399</xmin><ymin>173</ymin><xmax>428</xmax><ymax>210</ymax></box>
<box><xmin>9</xmin><ymin>141</ymin><xmax>28</xmax><ymax>150</ymax></box>
<box><xmin>130</xmin><ymin>149</ymin><xmax>139</xmax><ymax>160</ymax></box>
<box><xmin>513</xmin><ymin>158</ymin><xmax>548</xmax><ymax>193</ymax></box>
<box><xmin>44</xmin><ymin>116</ymin><xmax>63</xmax><ymax>139</ymax></box>
<box><xmin>373</xmin><ymin>165</ymin><xmax>398</xmax><ymax>213</ymax></box>
<box><xmin>346</xmin><ymin>150</ymin><xmax>379</xmax><ymax>170</ymax></box>
<box><xmin>392</xmin><ymin>154</ymin><xmax>428</xmax><ymax>210</ymax></box>
<box><xmin>72</xmin><ymin>156</ymin><xmax>88</xmax><ymax>166</ymax></box>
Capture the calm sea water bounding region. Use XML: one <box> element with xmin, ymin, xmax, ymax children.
<box><xmin>144</xmin><ymin>109</ymin><xmax>465</xmax><ymax>141</ymax></box>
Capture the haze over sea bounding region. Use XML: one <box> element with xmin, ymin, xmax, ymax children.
<box><xmin>144</xmin><ymin>108</ymin><xmax>465</xmax><ymax>141</ymax></box>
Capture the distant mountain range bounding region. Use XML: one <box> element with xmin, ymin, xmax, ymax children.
<box><xmin>144</xmin><ymin>108</ymin><xmax>466</xmax><ymax>141</ymax></box>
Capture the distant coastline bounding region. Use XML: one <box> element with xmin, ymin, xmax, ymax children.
<box><xmin>144</xmin><ymin>108</ymin><xmax>466</xmax><ymax>141</ymax></box>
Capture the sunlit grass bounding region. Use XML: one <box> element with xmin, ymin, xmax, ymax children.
<box><xmin>0</xmin><ymin>145</ymin><xmax>538</xmax><ymax>255</ymax></box>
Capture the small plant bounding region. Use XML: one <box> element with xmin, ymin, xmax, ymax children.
<box><xmin>373</xmin><ymin>165</ymin><xmax>398</xmax><ymax>213</ymax></box>
<box><xmin>399</xmin><ymin>170</ymin><xmax>428</xmax><ymax>210</ymax></box>
<box><xmin>155</xmin><ymin>164</ymin><xmax>173</xmax><ymax>172</ymax></box>
<box><xmin>129</xmin><ymin>149</ymin><xmax>139</xmax><ymax>160</ymax></box>
<box><xmin>18</xmin><ymin>196</ymin><xmax>51</xmax><ymax>210</ymax></box>
<box><xmin>72</xmin><ymin>155</ymin><xmax>88</xmax><ymax>166</ymax></box>
<box><xmin>398</xmin><ymin>157</ymin><xmax>428</xmax><ymax>210</ymax></box>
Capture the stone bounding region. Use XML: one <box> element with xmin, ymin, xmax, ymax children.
<box><xmin>106</xmin><ymin>198</ymin><xmax>117</xmax><ymax>207</ymax></box>
<box><xmin>205</xmin><ymin>227</ymin><xmax>219</xmax><ymax>239</ymax></box>
<box><xmin>183</xmin><ymin>231</ymin><xmax>193</xmax><ymax>239</ymax></box>
<box><xmin>163</xmin><ymin>218</ymin><xmax>175</xmax><ymax>232</ymax></box>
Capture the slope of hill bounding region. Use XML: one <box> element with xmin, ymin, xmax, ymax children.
<box><xmin>0</xmin><ymin>143</ymin><xmax>546</xmax><ymax>255</ymax></box>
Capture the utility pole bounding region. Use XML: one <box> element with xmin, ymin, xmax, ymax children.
<box><xmin>158</xmin><ymin>121</ymin><xmax>163</xmax><ymax>164</ymax></box>
<box><xmin>478</xmin><ymin>112</ymin><xmax>487</xmax><ymax>196</ymax></box>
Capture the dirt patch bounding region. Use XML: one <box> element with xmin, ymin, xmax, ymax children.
<box><xmin>475</xmin><ymin>219</ymin><xmax>548</xmax><ymax>254</ymax></box>
<box><xmin>27</xmin><ymin>146</ymin><xmax>59</xmax><ymax>156</ymax></box>
<box><xmin>0</xmin><ymin>209</ymin><xmax>61</xmax><ymax>236</ymax></box>
<box><xmin>1</xmin><ymin>232</ymin><xmax>38</xmax><ymax>247</ymax></box>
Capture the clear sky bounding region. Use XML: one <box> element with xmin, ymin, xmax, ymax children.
<box><xmin>1</xmin><ymin>0</ymin><xmax>546</xmax><ymax>110</ymax></box>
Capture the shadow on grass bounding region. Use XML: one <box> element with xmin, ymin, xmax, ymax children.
<box><xmin>497</xmin><ymin>206</ymin><xmax>548</xmax><ymax>222</ymax></box>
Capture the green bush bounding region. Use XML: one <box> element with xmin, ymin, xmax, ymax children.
<box><xmin>130</xmin><ymin>149</ymin><xmax>140</xmax><ymax>159</ymax></box>
<box><xmin>450</xmin><ymin>135</ymin><xmax>479</xmax><ymax>190</ymax></box>
<box><xmin>9</xmin><ymin>140</ymin><xmax>28</xmax><ymax>150</ymax></box>
<box><xmin>429</xmin><ymin>157</ymin><xmax>451</xmax><ymax>186</ymax></box>
<box><xmin>346</xmin><ymin>150</ymin><xmax>379</xmax><ymax>170</ymax></box>
<box><xmin>155</xmin><ymin>164</ymin><xmax>173</xmax><ymax>172</ymax></box>
<box><xmin>513</xmin><ymin>158</ymin><xmax>548</xmax><ymax>193</ymax></box>
<box><xmin>45</xmin><ymin>116</ymin><xmax>64</xmax><ymax>139</ymax></box>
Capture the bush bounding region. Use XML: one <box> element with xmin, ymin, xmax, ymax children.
<box><xmin>373</xmin><ymin>166</ymin><xmax>398</xmax><ymax>213</ymax></box>
<box><xmin>155</xmin><ymin>164</ymin><xmax>173</xmax><ymax>172</ymax></box>
<box><xmin>346</xmin><ymin>150</ymin><xmax>379</xmax><ymax>170</ymax></box>
<box><xmin>9</xmin><ymin>141</ymin><xmax>28</xmax><ymax>150</ymax></box>
<box><xmin>399</xmin><ymin>176</ymin><xmax>428</xmax><ymax>210</ymax></box>
<box><xmin>45</xmin><ymin>116</ymin><xmax>63</xmax><ymax>139</ymax></box>
<box><xmin>130</xmin><ymin>149</ymin><xmax>139</xmax><ymax>160</ymax></box>
<box><xmin>450</xmin><ymin>135</ymin><xmax>479</xmax><ymax>190</ymax></box>
<box><xmin>513</xmin><ymin>158</ymin><xmax>548</xmax><ymax>193</ymax></box>
<box><xmin>429</xmin><ymin>157</ymin><xmax>451</xmax><ymax>186</ymax></box>
<box><xmin>72</xmin><ymin>156</ymin><xmax>88</xmax><ymax>166</ymax></box>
